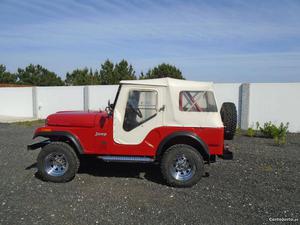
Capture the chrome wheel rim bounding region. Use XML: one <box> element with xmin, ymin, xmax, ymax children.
<box><xmin>170</xmin><ymin>154</ymin><xmax>195</xmax><ymax>181</ymax></box>
<box><xmin>44</xmin><ymin>152</ymin><xmax>69</xmax><ymax>177</ymax></box>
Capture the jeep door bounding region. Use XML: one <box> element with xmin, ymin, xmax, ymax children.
<box><xmin>113</xmin><ymin>85</ymin><xmax>164</xmax><ymax>145</ymax></box>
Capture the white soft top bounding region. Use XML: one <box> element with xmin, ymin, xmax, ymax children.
<box><xmin>114</xmin><ymin>77</ymin><xmax>223</xmax><ymax>144</ymax></box>
<box><xmin>120</xmin><ymin>77</ymin><xmax>213</xmax><ymax>91</ymax></box>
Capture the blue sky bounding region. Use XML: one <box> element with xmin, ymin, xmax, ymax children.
<box><xmin>0</xmin><ymin>0</ymin><xmax>300</xmax><ymax>82</ymax></box>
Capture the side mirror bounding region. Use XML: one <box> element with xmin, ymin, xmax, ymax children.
<box><xmin>108</xmin><ymin>99</ymin><xmax>114</xmax><ymax>109</ymax></box>
<box><xmin>105</xmin><ymin>100</ymin><xmax>114</xmax><ymax>116</ymax></box>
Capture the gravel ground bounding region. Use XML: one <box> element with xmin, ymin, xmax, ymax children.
<box><xmin>0</xmin><ymin>123</ymin><xmax>299</xmax><ymax>225</ymax></box>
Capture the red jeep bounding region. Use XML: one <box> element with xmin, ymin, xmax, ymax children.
<box><xmin>28</xmin><ymin>78</ymin><xmax>236</xmax><ymax>187</ymax></box>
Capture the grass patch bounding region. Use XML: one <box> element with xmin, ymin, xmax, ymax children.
<box><xmin>261</xmin><ymin>164</ymin><xmax>273</xmax><ymax>172</ymax></box>
<box><xmin>14</xmin><ymin>119</ymin><xmax>45</xmax><ymax>126</ymax></box>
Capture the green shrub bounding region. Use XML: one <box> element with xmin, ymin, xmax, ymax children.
<box><xmin>246</xmin><ymin>122</ymin><xmax>260</xmax><ymax>137</ymax></box>
<box><xmin>258</xmin><ymin>121</ymin><xmax>289</xmax><ymax>145</ymax></box>
<box><xmin>235</xmin><ymin>127</ymin><xmax>242</xmax><ymax>135</ymax></box>
<box><xmin>255</xmin><ymin>122</ymin><xmax>260</xmax><ymax>131</ymax></box>
<box><xmin>260</xmin><ymin>121</ymin><xmax>276</xmax><ymax>138</ymax></box>
<box><xmin>247</xmin><ymin>127</ymin><xmax>255</xmax><ymax>137</ymax></box>
<box><xmin>272</xmin><ymin>122</ymin><xmax>289</xmax><ymax>145</ymax></box>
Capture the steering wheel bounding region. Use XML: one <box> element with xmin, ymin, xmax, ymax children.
<box><xmin>129</xmin><ymin>103</ymin><xmax>143</xmax><ymax>118</ymax></box>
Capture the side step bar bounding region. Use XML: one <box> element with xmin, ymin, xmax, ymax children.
<box><xmin>98</xmin><ymin>156</ymin><xmax>155</xmax><ymax>163</ymax></box>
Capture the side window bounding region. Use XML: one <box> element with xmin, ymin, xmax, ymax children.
<box><xmin>123</xmin><ymin>90</ymin><xmax>158</xmax><ymax>131</ymax></box>
<box><xmin>179</xmin><ymin>91</ymin><xmax>218</xmax><ymax>112</ymax></box>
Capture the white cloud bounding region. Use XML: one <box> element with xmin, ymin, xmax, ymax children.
<box><xmin>0</xmin><ymin>0</ymin><xmax>300</xmax><ymax>81</ymax></box>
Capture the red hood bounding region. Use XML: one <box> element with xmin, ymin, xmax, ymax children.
<box><xmin>46</xmin><ymin>111</ymin><xmax>107</xmax><ymax>127</ymax></box>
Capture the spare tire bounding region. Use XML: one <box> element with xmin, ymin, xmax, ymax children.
<box><xmin>220</xmin><ymin>102</ymin><xmax>237</xmax><ymax>140</ymax></box>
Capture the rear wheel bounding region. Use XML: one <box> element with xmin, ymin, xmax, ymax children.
<box><xmin>37</xmin><ymin>142</ymin><xmax>79</xmax><ymax>182</ymax></box>
<box><xmin>161</xmin><ymin>144</ymin><xmax>204</xmax><ymax>187</ymax></box>
<box><xmin>220</xmin><ymin>102</ymin><xmax>237</xmax><ymax>140</ymax></box>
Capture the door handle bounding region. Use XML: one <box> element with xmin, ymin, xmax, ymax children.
<box><xmin>159</xmin><ymin>105</ymin><xmax>165</xmax><ymax>112</ymax></box>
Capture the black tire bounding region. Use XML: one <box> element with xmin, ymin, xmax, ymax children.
<box><xmin>220</xmin><ymin>102</ymin><xmax>237</xmax><ymax>140</ymax></box>
<box><xmin>161</xmin><ymin>144</ymin><xmax>204</xmax><ymax>188</ymax></box>
<box><xmin>37</xmin><ymin>142</ymin><xmax>79</xmax><ymax>183</ymax></box>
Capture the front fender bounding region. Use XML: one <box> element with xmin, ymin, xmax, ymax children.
<box><xmin>32</xmin><ymin>131</ymin><xmax>84</xmax><ymax>154</ymax></box>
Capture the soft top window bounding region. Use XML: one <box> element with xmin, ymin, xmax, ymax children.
<box><xmin>179</xmin><ymin>91</ymin><xmax>217</xmax><ymax>112</ymax></box>
<box><xmin>123</xmin><ymin>90</ymin><xmax>158</xmax><ymax>131</ymax></box>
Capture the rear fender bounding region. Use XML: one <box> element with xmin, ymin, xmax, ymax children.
<box><xmin>156</xmin><ymin>131</ymin><xmax>210</xmax><ymax>161</ymax></box>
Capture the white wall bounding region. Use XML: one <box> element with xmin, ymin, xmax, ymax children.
<box><xmin>1</xmin><ymin>83</ymin><xmax>300</xmax><ymax>132</ymax></box>
<box><xmin>0</xmin><ymin>87</ymin><xmax>33</xmax><ymax>117</ymax></box>
<box><xmin>248</xmin><ymin>83</ymin><xmax>300</xmax><ymax>132</ymax></box>
<box><xmin>214</xmin><ymin>83</ymin><xmax>241</xmax><ymax>112</ymax></box>
<box><xmin>36</xmin><ymin>86</ymin><xmax>84</xmax><ymax>118</ymax></box>
<box><xmin>88</xmin><ymin>85</ymin><xmax>118</xmax><ymax>111</ymax></box>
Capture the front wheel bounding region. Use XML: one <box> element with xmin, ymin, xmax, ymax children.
<box><xmin>161</xmin><ymin>144</ymin><xmax>204</xmax><ymax>187</ymax></box>
<box><xmin>37</xmin><ymin>142</ymin><xmax>79</xmax><ymax>182</ymax></box>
